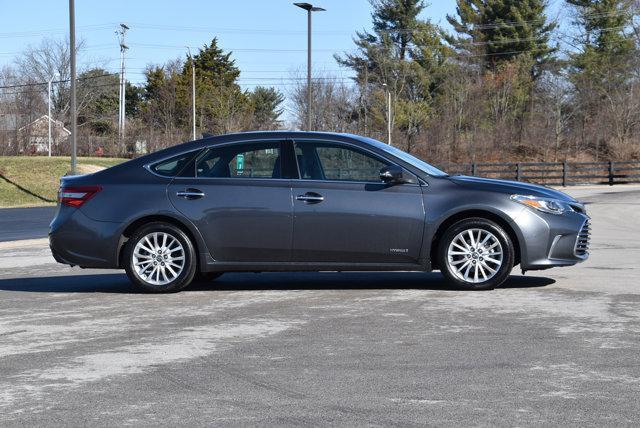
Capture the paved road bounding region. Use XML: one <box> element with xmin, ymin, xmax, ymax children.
<box><xmin>0</xmin><ymin>206</ymin><xmax>56</xmax><ymax>242</ymax></box>
<box><xmin>0</xmin><ymin>186</ymin><xmax>639</xmax><ymax>426</ymax></box>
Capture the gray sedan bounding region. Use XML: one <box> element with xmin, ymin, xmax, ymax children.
<box><xmin>49</xmin><ymin>131</ymin><xmax>590</xmax><ymax>292</ymax></box>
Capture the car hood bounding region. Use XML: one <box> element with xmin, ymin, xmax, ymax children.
<box><xmin>447</xmin><ymin>175</ymin><xmax>576</xmax><ymax>202</ymax></box>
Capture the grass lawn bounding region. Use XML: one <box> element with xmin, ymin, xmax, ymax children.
<box><xmin>0</xmin><ymin>156</ymin><xmax>127</xmax><ymax>208</ymax></box>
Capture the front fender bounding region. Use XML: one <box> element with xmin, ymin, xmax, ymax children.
<box><xmin>421</xmin><ymin>178</ymin><xmax>528</xmax><ymax>267</ymax></box>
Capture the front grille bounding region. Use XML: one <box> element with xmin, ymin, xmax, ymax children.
<box><xmin>574</xmin><ymin>219</ymin><xmax>591</xmax><ymax>258</ymax></box>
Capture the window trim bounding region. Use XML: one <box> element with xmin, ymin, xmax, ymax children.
<box><xmin>144</xmin><ymin>137</ymin><xmax>420</xmax><ymax>185</ymax></box>
<box><xmin>144</xmin><ymin>139</ymin><xmax>287</xmax><ymax>180</ymax></box>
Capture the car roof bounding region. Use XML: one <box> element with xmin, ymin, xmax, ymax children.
<box><xmin>200</xmin><ymin>130</ymin><xmax>362</xmax><ymax>142</ymax></box>
<box><xmin>120</xmin><ymin>131</ymin><xmax>386</xmax><ymax>175</ymax></box>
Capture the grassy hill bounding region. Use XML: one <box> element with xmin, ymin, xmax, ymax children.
<box><xmin>0</xmin><ymin>156</ymin><xmax>127</xmax><ymax>208</ymax></box>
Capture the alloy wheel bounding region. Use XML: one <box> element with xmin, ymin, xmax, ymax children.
<box><xmin>132</xmin><ymin>232</ymin><xmax>185</xmax><ymax>286</ymax></box>
<box><xmin>446</xmin><ymin>228</ymin><xmax>503</xmax><ymax>284</ymax></box>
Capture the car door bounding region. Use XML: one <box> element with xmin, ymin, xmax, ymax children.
<box><xmin>167</xmin><ymin>140</ymin><xmax>293</xmax><ymax>262</ymax></box>
<box><xmin>290</xmin><ymin>139</ymin><xmax>425</xmax><ymax>264</ymax></box>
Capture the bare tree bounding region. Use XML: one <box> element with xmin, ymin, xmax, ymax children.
<box><xmin>289</xmin><ymin>71</ymin><xmax>358</xmax><ymax>133</ymax></box>
<box><xmin>14</xmin><ymin>37</ymin><xmax>87</xmax><ymax>122</ymax></box>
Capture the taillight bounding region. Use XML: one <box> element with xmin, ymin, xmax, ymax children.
<box><xmin>59</xmin><ymin>186</ymin><xmax>102</xmax><ymax>207</ymax></box>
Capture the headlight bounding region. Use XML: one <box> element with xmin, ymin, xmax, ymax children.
<box><xmin>511</xmin><ymin>195</ymin><xmax>572</xmax><ymax>215</ymax></box>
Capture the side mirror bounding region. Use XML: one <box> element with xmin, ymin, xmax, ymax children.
<box><xmin>380</xmin><ymin>165</ymin><xmax>410</xmax><ymax>184</ymax></box>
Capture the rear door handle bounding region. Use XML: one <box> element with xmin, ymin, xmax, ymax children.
<box><xmin>176</xmin><ymin>188</ymin><xmax>205</xmax><ymax>200</ymax></box>
<box><xmin>296</xmin><ymin>192</ymin><xmax>324</xmax><ymax>203</ymax></box>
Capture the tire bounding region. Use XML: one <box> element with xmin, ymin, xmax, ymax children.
<box><xmin>437</xmin><ymin>217</ymin><xmax>514</xmax><ymax>290</ymax></box>
<box><xmin>194</xmin><ymin>272</ymin><xmax>224</xmax><ymax>282</ymax></box>
<box><xmin>124</xmin><ymin>222</ymin><xmax>197</xmax><ymax>293</ymax></box>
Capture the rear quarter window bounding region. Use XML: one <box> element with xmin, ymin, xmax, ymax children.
<box><xmin>150</xmin><ymin>151</ymin><xmax>199</xmax><ymax>177</ymax></box>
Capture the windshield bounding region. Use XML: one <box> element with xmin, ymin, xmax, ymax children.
<box><xmin>354</xmin><ymin>136</ymin><xmax>448</xmax><ymax>177</ymax></box>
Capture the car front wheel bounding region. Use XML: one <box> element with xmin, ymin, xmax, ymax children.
<box><xmin>124</xmin><ymin>222</ymin><xmax>197</xmax><ymax>293</ymax></box>
<box><xmin>437</xmin><ymin>218</ymin><xmax>514</xmax><ymax>290</ymax></box>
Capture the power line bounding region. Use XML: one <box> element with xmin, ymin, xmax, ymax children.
<box><xmin>0</xmin><ymin>72</ymin><xmax>117</xmax><ymax>90</ymax></box>
<box><xmin>0</xmin><ymin>23</ymin><xmax>116</xmax><ymax>39</ymax></box>
<box><xmin>0</xmin><ymin>8</ymin><xmax>633</xmax><ymax>40</ymax></box>
<box><xmin>0</xmin><ymin>80</ymin><xmax>119</xmax><ymax>96</ymax></box>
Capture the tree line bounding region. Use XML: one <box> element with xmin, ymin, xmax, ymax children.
<box><xmin>1</xmin><ymin>0</ymin><xmax>639</xmax><ymax>164</ymax></box>
<box><xmin>324</xmin><ymin>0</ymin><xmax>640</xmax><ymax>163</ymax></box>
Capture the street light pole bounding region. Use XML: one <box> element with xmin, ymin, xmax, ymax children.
<box><xmin>47</xmin><ymin>73</ymin><xmax>59</xmax><ymax>157</ymax></box>
<box><xmin>383</xmin><ymin>83</ymin><xmax>391</xmax><ymax>146</ymax></box>
<box><xmin>69</xmin><ymin>0</ymin><xmax>77</xmax><ymax>174</ymax></box>
<box><xmin>387</xmin><ymin>90</ymin><xmax>392</xmax><ymax>146</ymax></box>
<box><xmin>294</xmin><ymin>3</ymin><xmax>325</xmax><ymax>131</ymax></box>
<box><xmin>48</xmin><ymin>79</ymin><xmax>52</xmax><ymax>157</ymax></box>
<box><xmin>186</xmin><ymin>47</ymin><xmax>196</xmax><ymax>140</ymax></box>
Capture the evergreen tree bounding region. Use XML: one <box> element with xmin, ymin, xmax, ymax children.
<box><xmin>567</xmin><ymin>0</ymin><xmax>638</xmax><ymax>150</ymax></box>
<box><xmin>371</xmin><ymin>0</ymin><xmax>428</xmax><ymax>60</ymax></box>
<box><xmin>77</xmin><ymin>69</ymin><xmax>119</xmax><ymax>134</ymax></box>
<box><xmin>249</xmin><ymin>86</ymin><xmax>284</xmax><ymax>130</ymax></box>
<box><xmin>180</xmin><ymin>38</ymin><xmax>249</xmax><ymax>134</ymax></box>
<box><xmin>125</xmin><ymin>82</ymin><xmax>144</xmax><ymax>118</ymax></box>
<box><xmin>337</xmin><ymin>0</ymin><xmax>447</xmax><ymax>81</ymax></box>
<box><xmin>142</xmin><ymin>62</ymin><xmax>182</xmax><ymax>134</ymax></box>
<box><xmin>336</xmin><ymin>0</ymin><xmax>449</xmax><ymax>151</ymax></box>
<box><xmin>187</xmin><ymin>38</ymin><xmax>240</xmax><ymax>86</ymax></box>
<box><xmin>567</xmin><ymin>0</ymin><xmax>636</xmax><ymax>75</ymax></box>
<box><xmin>447</xmin><ymin>0</ymin><xmax>557</xmax><ymax>75</ymax></box>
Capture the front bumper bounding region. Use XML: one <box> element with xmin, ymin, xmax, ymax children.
<box><xmin>49</xmin><ymin>206</ymin><xmax>123</xmax><ymax>269</ymax></box>
<box><xmin>514</xmin><ymin>207</ymin><xmax>590</xmax><ymax>271</ymax></box>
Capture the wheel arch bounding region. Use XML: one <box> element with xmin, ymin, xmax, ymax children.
<box><xmin>117</xmin><ymin>213</ymin><xmax>205</xmax><ymax>269</ymax></box>
<box><xmin>430</xmin><ymin>209</ymin><xmax>522</xmax><ymax>269</ymax></box>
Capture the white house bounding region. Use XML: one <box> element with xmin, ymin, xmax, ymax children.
<box><xmin>17</xmin><ymin>115</ymin><xmax>70</xmax><ymax>154</ymax></box>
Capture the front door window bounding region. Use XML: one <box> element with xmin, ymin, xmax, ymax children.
<box><xmin>294</xmin><ymin>141</ymin><xmax>389</xmax><ymax>182</ymax></box>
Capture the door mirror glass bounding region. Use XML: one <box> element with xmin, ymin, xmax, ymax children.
<box><xmin>380</xmin><ymin>165</ymin><xmax>411</xmax><ymax>184</ymax></box>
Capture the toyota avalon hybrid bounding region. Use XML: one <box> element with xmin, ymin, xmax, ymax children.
<box><xmin>49</xmin><ymin>131</ymin><xmax>590</xmax><ymax>292</ymax></box>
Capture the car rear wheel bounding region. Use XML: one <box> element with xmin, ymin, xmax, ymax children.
<box><xmin>124</xmin><ymin>222</ymin><xmax>197</xmax><ymax>293</ymax></box>
<box><xmin>437</xmin><ymin>218</ymin><xmax>514</xmax><ymax>290</ymax></box>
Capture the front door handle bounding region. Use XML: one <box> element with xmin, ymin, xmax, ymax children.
<box><xmin>296</xmin><ymin>192</ymin><xmax>324</xmax><ymax>204</ymax></box>
<box><xmin>176</xmin><ymin>188</ymin><xmax>205</xmax><ymax>200</ymax></box>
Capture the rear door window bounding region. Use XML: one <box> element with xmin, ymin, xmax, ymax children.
<box><xmin>196</xmin><ymin>142</ymin><xmax>282</xmax><ymax>179</ymax></box>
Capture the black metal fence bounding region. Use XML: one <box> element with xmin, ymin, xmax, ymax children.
<box><xmin>437</xmin><ymin>161</ymin><xmax>640</xmax><ymax>186</ymax></box>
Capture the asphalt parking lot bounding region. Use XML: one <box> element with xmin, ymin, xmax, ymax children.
<box><xmin>0</xmin><ymin>185</ymin><xmax>639</xmax><ymax>426</ymax></box>
<box><xmin>0</xmin><ymin>206</ymin><xmax>55</xmax><ymax>242</ymax></box>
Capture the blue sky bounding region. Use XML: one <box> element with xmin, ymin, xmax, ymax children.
<box><xmin>1</xmin><ymin>0</ymin><xmax>564</xmax><ymax>93</ymax></box>
<box><xmin>0</xmin><ymin>0</ymin><xmax>459</xmax><ymax>88</ymax></box>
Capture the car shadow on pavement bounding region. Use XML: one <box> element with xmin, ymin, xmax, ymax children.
<box><xmin>0</xmin><ymin>272</ymin><xmax>555</xmax><ymax>293</ymax></box>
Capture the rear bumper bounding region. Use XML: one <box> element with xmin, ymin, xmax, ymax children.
<box><xmin>514</xmin><ymin>208</ymin><xmax>590</xmax><ymax>271</ymax></box>
<box><xmin>49</xmin><ymin>206</ymin><xmax>123</xmax><ymax>268</ymax></box>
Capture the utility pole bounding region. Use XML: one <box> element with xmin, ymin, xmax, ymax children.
<box><xmin>294</xmin><ymin>3</ymin><xmax>325</xmax><ymax>131</ymax></box>
<box><xmin>69</xmin><ymin>0</ymin><xmax>77</xmax><ymax>174</ymax></box>
<box><xmin>116</xmin><ymin>23</ymin><xmax>129</xmax><ymax>153</ymax></box>
<box><xmin>186</xmin><ymin>47</ymin><xmax>196</xmax><ymax>140</ymax></box>
<box><xmin>383</xmin><ymin>83</ymin><xmax>392</xmax><ymax>146</ymax></box>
